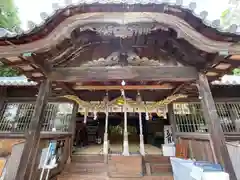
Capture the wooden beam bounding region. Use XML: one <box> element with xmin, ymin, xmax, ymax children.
<box><xmin>23</xmin><ymin>55</ymin><xmax>52</xmax><ymax>75</ymax></box>
<box><xmin>197</xmin><ymin>73</ymin><xmax>237</xmax><ymax>180</ymax></box>
<box><xmin>15</xmin><ymin>79</ymin><xmax>51</xmax><ymax>180</ymax></box>
<box><xmin>58</xmin><ymin>82</ymin><xmax>77</xmax><ymax>95</ymax></box>
<box><xmin>72</xmin><ymin>84</ymin><xmax>173</xmax><ymax>90</ymax></box>
<box><xmin>49</xmin><ymin>66</ymin><xmax>198</xmax><ymax>82</ymax></box>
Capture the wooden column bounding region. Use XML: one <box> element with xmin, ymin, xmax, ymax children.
<box><xmin>197</xmin><ymin>73</ymin><xmax>236</xmax><ymax>180</ymax></box>
<box><xmin>168</xmin><ymin>103</ymin><xmax>177</xmax><ymax>143</ymax></box>
<box><xmin>0</xmin><ymin>87</ymin><xmax>7</xmax><ymax>116</ymax></box>
<box><xmin>70</xmin><ymin>102</ymin><xmax>79</xmax><ymax>159</ymax></box>
<box><xmin>15</xmin><ymin>79</ymin><xmax>51</xmax><ymax>180</ymax></box>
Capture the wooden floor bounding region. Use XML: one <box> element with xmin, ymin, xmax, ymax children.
<box><xmin>57</xmin><ymin>147</ymin><xmax>173</xmax><ymax>180</ymax></box>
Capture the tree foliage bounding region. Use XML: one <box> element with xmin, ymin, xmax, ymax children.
<box><xmin>0</xmin><ymin>0</ymin><xmax>21</xmax><ymax>76</ymax></box>
<box><xmin>0</xmin><ymin>0</ymin><xmax>21</xmax><ymax>30</ymax></box>
<box><xmin>221</xmin><ymin>2</ymin><xmax>240</xmax><ymax>75</ymax></box>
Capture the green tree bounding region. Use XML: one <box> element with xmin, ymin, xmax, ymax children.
<box><xmin>221</xmin><ymin>1</ymin><xmax>240</xmax><ymax>75</ymax></box>
<box><xmin>0</xmin><ymin>0</ymin><xmax>21</xmax><ymax>76</ymax></box>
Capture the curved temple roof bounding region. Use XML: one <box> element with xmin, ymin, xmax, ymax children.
<box><xmin>0</xmin><ymin>1</ymin><xmax>240</xmax><ymax>40</ymax></box>
<box><xmin>0</xmin><ymin>1</ymin><xmax>240</xmax><ymax>98</ymax></box>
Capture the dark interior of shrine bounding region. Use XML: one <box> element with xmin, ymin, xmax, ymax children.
<box><xmin>74</xmin><ymin>112</ymin><xmax>171</xmax><ymax>148</ymax></box>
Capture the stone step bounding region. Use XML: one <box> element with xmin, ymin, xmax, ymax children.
<box><xmin>71</xmin><ymin>154</ymin><xmax>104</xmax><ymax>163</ymax></box>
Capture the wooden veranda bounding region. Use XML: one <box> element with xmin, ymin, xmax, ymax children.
<box><xmin>0</xmin><ymin>2</ymin><xmax>240</xmax><ymax>180</ymax></box>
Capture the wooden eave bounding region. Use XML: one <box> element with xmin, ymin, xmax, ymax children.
<box><xmin>0</xmin><ymin>4</ymin><xmax>240</xmax><ymax>97</ymax></box>
<box><xmin>0</xmin><ymin>4</ymin><xmax>239</xmax><ymax>46</ymax></box>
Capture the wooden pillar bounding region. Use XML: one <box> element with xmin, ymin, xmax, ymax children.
<box><xmin>15</xmin><ymin>79</ymin><xmax>51</xmax><ymax>180</ymax></box>
<box><xmin>70</xmin><ymin>102</ymin><xmax>79</xmax><ymax>159</ymax></box>
<box><xmin>0</xmin><ymin>87</ymin><xmax>6</xmax><ymax>116</ymax></box>
<box><xmin>168</xmin><ymin>103</ymin><xmax>177</xmax><ymax>143</ymax></box>
<box><xmin>197</xmin><ymin>73</ymin><xmax>236</xmax><ymax>180</ymax></box>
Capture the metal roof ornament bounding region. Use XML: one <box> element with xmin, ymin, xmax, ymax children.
<box><xmin>162</xmin><ymin>0</ymin><xmax>170</xmax><ymax>3</ymax></box>
<box><xmin>63</xmin><ymin>9</ymin><xmax>71</xmax><ymax>16</ymax></box>
<box><xmin>212</xmin><ymin>19</ymin><xmax>221</xmax><ymax>28</ymax></box>
<box><xmin>64</xmin><ymin>0</ymin><xmax>73</xmax><ymax>6</ymax></box>
<box><xmin>200</xmin><ymin>11</ymin><xmax>208</xmax><ymax>20</ymax></box>
<box><xmin>14</xmin><ymin>27</ymin><xmax>24</xmax><ymax>34</ymax></box>
<box><xmin>189</xmin><ymin>2</ymin><xmax>196</xmax><ymax>11</ymax></box>
<box><xmin>52</xmin><ymin>3</ymin><xmax>60</xmax><ymax>11</ymax></box>
<box><xmin>176</xmin><ymin>0</ymin><xmax>183</xmax><ymax>6</ymax></box>
<box><xmin>27</xmin><ymin>21</ymin><xmax>36</xmax><ymax>31</ymax></box>
<box><xmin>229</xmin><ymin>24</ymin><xmax>238</xmax><ymax>33</ymax></box>
<box><xmin>40</xmin><ymin>12</ymin><xmax>48</xmax><ymax>21</ymax></box>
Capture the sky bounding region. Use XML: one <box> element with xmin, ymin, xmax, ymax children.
<box><xmin>14</xmin><ymin>0</ymin><xmax>232</xmax><ymax>30</ymax></box>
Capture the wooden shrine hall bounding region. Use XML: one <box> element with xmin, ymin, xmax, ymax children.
<box><xmin>1</xmin><ymin>2</ymin><xmax>240</xmax><ymax>180</ymax></box>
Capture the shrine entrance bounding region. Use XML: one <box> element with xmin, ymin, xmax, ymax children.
<box><xmin>1</xmin><ymin>2</ymin><xmax>239</xmax><ymax>180</ymax></box>
<box><xmin>73</xmin><ymin>111</ymin><xmax>169</xmax><ymax>156</ymax></box>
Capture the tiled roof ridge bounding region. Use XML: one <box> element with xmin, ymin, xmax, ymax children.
<box><xmin>0</xmin><ymin>76</ymin><xmax>37</xmax><ymax>86</ymax></box>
